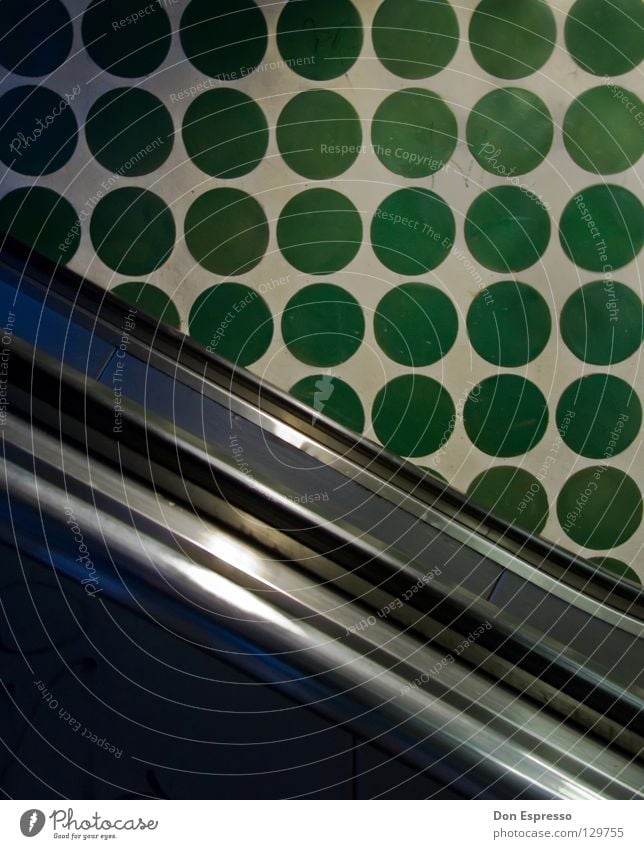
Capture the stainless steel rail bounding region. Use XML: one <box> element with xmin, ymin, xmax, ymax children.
<box><xmin>1</xmin><ymin>242</ymin><xmax>643</xmax><ymax>799</ymax></box>
<box><xmin>2</xmin><ymin>414</ymin><xmax>643</xmax><ymax>800</ymax></box>
<box><xmin>1</xmin><ymin>238</ymin><xmax>640</xmax><ymax>619</ymax></box>
<box><xmin>5</xmin><ymin>335</ymin><xmax>644</xmax><ymax>758</ymax></box>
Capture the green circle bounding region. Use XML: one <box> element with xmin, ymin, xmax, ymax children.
<box><xmin>565</xmin><ymin>0</ymin><xmax>644</xmax><ymax>76</ymax></box>
<box><xmin>464</xmin><ymin>375</ymin><xmax>548</xmax><ymax>457</ymax></box>
<box><xmin>371</xmin><ymin>88</ymin><xmax>457</xmax><ymax>177</ymax></box>
<box><xmin>183</xmin><ymin>89</ymin><xmax>268</xmax><ymax>178</ymax></box>
<box><xmin>0</xmin><ymin>187</ymin><xmax>80</xmax><ymax>263</ymax></box>
<box><xmin>560</xmin><ymin>280</ymin><xmax>643</xmax><ymax>365</ymax></box>
<box><xmin>469</xmin><ymin>0</ymin><xmax>556</xmax><ymax>79</ymax></box>
<box><xmin>559</xmin><ymin>185</ymin><xmax>643</xmax><ymax>272</ymax></box>
<box><xmin>589</xmin><ymin>556</ymin><xmax>641</xmax><ymax>586</ymax></box>
<box><xmin>290</xmin><ymin>375</ymin><xmax>365</xmax><ymax>433</ymax></box>
<box><xmin>0</xmin><ymin>85</ymin><xmax>78</xmax><ymax>176</ymax></box>
<box><xmin>185</xmin><ymin>189</ymin><xmax>268</xmax><ymax>276</ymax></box>
<box><xmin>111</xmin><ymin>282</ymin><xmax>180</xmax><ymax>329</ymax></box>
<box><xmin>82</xmin><ymin>0</ymin><xmax>171</xmax><ymax>77</ymax></box>
<box><xmin>282</xmin><ymin>284</ymin><xmax>364</xmax><ymax>367</ymax></box>
<box><xmin>557</xmin><ymin>467</ymin><xmax>642</xmax><ymax>549</ymax></box>
<box><xmin>465</xmin><ymin>187</ymin><xmax>551</xmax><ymax>273</ymax></box>
<box><xmin>0</xmin><ymin>0</ymin><xmax>72</xmax><ymax>76</ymax></box>
<box><xmin>86</xmin><ymin>88</ymin><xmax>173</xmax><ymax>176</ymax></box>
<box><xmin>467</xmin><ymin>466</ymin><xmax>549</xmax><ymax>534</ymax></box>
<box><xmin>91</xmin><ymin>188</ymin><xmax>175</xmax><ymax>276</ymax></box>
<box><xmin>277</xmin><ymin>0</ymin><xmax>363</xmax><ymax>81</ymax></box>
<box><xmin>277</xmin><ymin>90</ymin><xmax>362</xmax><ymax>180</ymax></box>
<box><xmin>563</xmin><ymin>86</ymin><xmax>644</xmax><ymax>175</ymax></box>
<box><xmin>189</xmin><ymin>283</ymin><xmax>272</xmax><ymax>367</ymax></box>
<box><xmin>372</xmin><ymin>375</ymin><xmax>455</xmax><ymax>458</ymax></box>
<box><xmin>374</xmin><ymin>283</ymin><xmax>458</xmax><ymax>366</ymax></box>
<box><xmin>372</xmin><ymin>0</ymin><xmax>458</xmax><ymax>79</ymax></box>
<box><xmin>180</xmin><ymin>0</ymin><xmax>267</xmax><ymax>79</ymax></box>
<box><xmin>277</xmin><ymin>189</ymin><xmax>362</xmax><ymax>275</ymax></box>
<box><xmin>467</xmin><ymin>280</ymin><xmax>551</xmax><ymax>367</ymax></box>
<box><xmin>467</xmin><ymin>88</ymin><xmax>553</xmax><ymax>176</ymax></box>
<box><xmin>371</xmin><ymin>189</ymin><xmax>454</xmax><ymax>275</ymax></box>
<box><xmin>556</xmin><ymin>375</ymin><xmax>641</xmax><ymax>459</ymax></box>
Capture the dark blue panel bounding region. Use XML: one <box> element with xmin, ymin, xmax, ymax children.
<box><xmin>0</xmin><ymin>533</ymin><xmax>355</xmax><ymax>799</ymax></box>
<box><xmin>0</xmin><ymin>278</ymin><xmax>114</xmax><ymax>378</ymax></box>
<box><xmin>355</xmin><ymin>743</ymin><xmax>462</xmax><ymax>799</ymax></box>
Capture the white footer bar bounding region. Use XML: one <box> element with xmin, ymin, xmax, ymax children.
<box><xmin>0</xmin><ymin>800</ymin><xmax>641</xmax><ymax>848</ymax></box>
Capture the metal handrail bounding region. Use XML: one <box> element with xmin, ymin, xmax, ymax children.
<box><xmin>1</xmin><ymin>234</ymin><xmax>640</xmax><ymax>618</ymax></box>
<box><xmin>3</xmin><ymin>419</ymin><xmax>643</xmax><ymax>800</ymax></box>
<box><xmin>4</xmin><ymin>335</ymin><xmax>643</xmax><ymax>758</ymax></box>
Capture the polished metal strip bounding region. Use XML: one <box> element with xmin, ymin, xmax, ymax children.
<box><xmin>7</xmin><ymin>345</ymin><xmax>643</xmax><ymax>749</ymax></box>
<box><xmin>3</xmin><ymin>447</ymin><xmax>641</xmax><ymax>799</ymax></box>
<box><xmin>1</xmin><ymin>245</ymin><xmax>637</xmax><ymax>618</ymax></box>
<box><xmin>2</xmin><ymin>417</ymin><xmax>643</xmax><ymax>798</ymax></box>
<box><xmin>123</xmin><ymin>340</ymin><xmax>644</xmax><ymax>637</ymax></box>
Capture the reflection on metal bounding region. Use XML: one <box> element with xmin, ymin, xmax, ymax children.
<box><xmin>2</xmin><ymin>412</ymin><xmax>643</xmax><ymax>800</ymax></box>
<box><xmin>0</xmin><ymin>241</ymin><xmax>639</xmax><ymax>624</ymax></box>
<box><xmin>126</xmin><ymin>334</ymin><xmax>644</xmax><ymax>634</ymax></box>
<box><xmin>4</xmin><ymin>335</ymin><xmax>644</xmax><ymax>751</ymax></box>
<box><xmin>0</xmin><ymin>244</ymin><xmax>642</xmax><ymax>799</ymax></box>
<box><xmin>194</xmin><ymin>537</ymin><xmax>304</xmax><ymax>637</ymax></box>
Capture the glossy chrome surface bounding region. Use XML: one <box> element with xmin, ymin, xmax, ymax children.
<box><xmin>126</xmin><ymin>336</ymin><xmax>644</xmax><ymax>636</ymax></box>
<box><xmin>1</xmin><ymin>245</ymin><xmax>639</xmax><ymax>625</ymax></box>
<box><xmin>2</xmin><ymin>415</ymin><xmax>643</xmax><ymax>800</ymax></box>
<box><xmin>5</xmin><ymin>347</ymin><xmax>643</xmax><ymax>754</ymax></box>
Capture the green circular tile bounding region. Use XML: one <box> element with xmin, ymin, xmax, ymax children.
<box><xmin>469</xmin><ymin>0</ymin><xmax>556</xmax><ymax>79</ymax></box>
<box><xmin>464</xmin><ymin>375</ymin><xmax>548</xmax><ymax>457</ymax></box>
<box><xmin>183</xmin><ymin>89</ymin><xmax>268</xmax><ymax>178</ymax></box>
<box><xmin>277</xmin><ymin>0</ymin><xmax>363</xmax><ymax>81</ymax></box>
<box><xmin>467</xmin><ymin>88</ymin><xmax>553</xmax><ymax>176</ymax></box>
<box><xmin>277</xmin><ymin>189</ymin><xmax>362</xmax><ymax>275</ymax></box>
<box><xmin>189</xmin><ymin>283</ymin><xmax>272</xmax><ymax>367</ymax></box>
<box><xmin>180</xmin><ymin>0</ymin><xmax>267</xmax><ymax>79</ymax></box>
<box><xmin>560</xmin><ymin>280</ymin><xmax>643</xmax><ymax>365</ymax></box>
<box><xmin>465</xmin><ymin>187</ymin><xmax>551</xmax><ymax>273</ymax></box>
<box><xmin>83</xmin><ymin>0</ymin><xmax>171</xmax><ymax>77</ymax></box>
<box><xmin>589</xmin><ymin>556</ymin><xmax>641</xmax><ymax>585</ymax></box>
<box><xmin>374</xmin><ymin>283</ymin><xmax>458</xmax><ymax>366</ymax></box>
<box><xmin>556</xmin><ymin>374</ymin><xmax>641</xmax><ymax>459</ymax></box>
<box><xmin>372</xmin><ymin>0</ymin><xmax>458</xmax><ymax>79</ymax></box>
<box><xmin>559</xmin><ymin>185</ymin><xmax>643</xmax><ymax>272</ymax></box>
<box><xmin>86</xmin><ymin>88</ymin><xmax>173</xmax><ymax>176</ymax></box>
<box><xmin>563</xmin><ymin>86</ymin><xmax>644</xmax><ymax>175</ymax></box>
<box><xmin>277</xmin><ymin>90</ymin><xmax>362</xmax><ymax>180</ymax></box>
<box><xmin>0</xmin><ymin>187</ymin><xmax>80</xmax><ymax>263</ymax></box>
<box><xmin>111</xmin><ymin>282</ymin><xmax>180</xmax><ymax>329</ymax></box>
<box><xmin>565</xmin><ymin>0</ymin><xmax>644</xmax><ymax>76</ymax></box>
<box><xmin>185</xmin><ymin>189</ymin><xmax>268</xmax><ymax>276</ymax></box>
<box><xmin>371</xmin><ymin>88</ymin><xmax>457</xmax><ymax>177</ymax></box>
<box><xmin>0</xmin><ymin>0</ymin><xmax>72</xmax><ymax>76</ymax></box>
<box><xmin>467</xmin><ymin>466</ymin><xmax>549</xmax><ymax>534</ymax></box>
<box><xmin>372</xmin><ymin>375</ymin><xmax>455</xmax><ymax>458</ymax></box>
<box><xmin>371</xmin><ymin>189</ymin><xmax>454</xmax><ymax>275</ymax></box>
<box><xmin>467</xmin><ymin>280</ymin><xmax>551</xmax><ymax>367</ymax></box>
<box><xmin>91</xmin><ymin>188</ymin><xmax>175</xmax><ymax>276</ymax></box>
<box><xmin>290</xmin><ymin>375</ymin><xmax>365</xmax><ymax>432</ymax></box>
<box><xmin>0</xmin><ymin>85</ymin><xmax>78</xmax><ymax>176</ymax></box>
<box><xmin>282</xmin><ymin>284</ymin><xmax>364</xmax><ymax>367</ymax></box>
<box><xmin>558</xmin><ymin>467</ymin><xmax>642</xmax><ymax>549</ymax></box>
